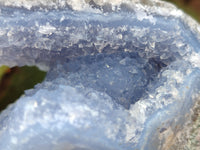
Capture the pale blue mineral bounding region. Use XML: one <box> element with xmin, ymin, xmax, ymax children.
<box><xmin>0</xmin><ymin>0</ymin><xmax>200</xmax><ymax>150</ymax></box>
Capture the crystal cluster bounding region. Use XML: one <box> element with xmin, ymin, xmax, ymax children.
<box><xmin>0</xmin><ymin>0</ymin><xmax>200</xmax><ymax>150</ymax></box>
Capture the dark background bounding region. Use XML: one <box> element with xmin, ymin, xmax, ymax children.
<box><xmin>165</xmin><ymin>0</ymin><xmax>200</xmax><ymax>22</ymax></box>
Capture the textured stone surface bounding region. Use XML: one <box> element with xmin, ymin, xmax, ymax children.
<box><xmin>0</xmin><ymin>0</ymin><xmax>200</xmax><ymax>150</ymax></box>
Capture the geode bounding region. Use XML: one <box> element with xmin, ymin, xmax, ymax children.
<box><xmin>0</xmin><ymin>0</ymin><xmax>200</xmax><ymax>150</ymax></box>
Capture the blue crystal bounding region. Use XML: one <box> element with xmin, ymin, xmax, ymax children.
<box><xmin>0</xmin><ymin>1</ymin><xmax>200</xmax><ymax>150</ymax></box>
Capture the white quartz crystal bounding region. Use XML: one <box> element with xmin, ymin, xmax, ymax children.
<box><xmin>0</xmin><ymin>0</ymin><xmax>200</xmax><ymax>150</ymax></box>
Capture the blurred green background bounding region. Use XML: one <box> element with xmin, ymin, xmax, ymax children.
<box><xmin>165</xmin><ymin>0</ymin><xmax>200</xmax><ymax>22</ymax></box>
<box><xmin>0</xmin><ymin>66</ymin><xmax>46</xmax><ymax>112</ymax></box>
<box><xmin>0</xmin><ymin>0</ymin><xmax>199</xmax><ymax>112</ymax></box>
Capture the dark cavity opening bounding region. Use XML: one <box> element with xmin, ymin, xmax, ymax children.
<box><xmin>61</xmin><ymin>52</ymin><xmax>171</xmax><ymax>109</ymax></box>
<box><xmin>0</xmin><ymin>66</ymin><xmax>46</xmax><ymax>112</ymax></box>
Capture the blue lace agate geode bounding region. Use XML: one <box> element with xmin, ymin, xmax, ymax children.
<box><xmin>0</xmin><ymin>0</ymin><xmax>200</xmax><ymax>150</ymax></box>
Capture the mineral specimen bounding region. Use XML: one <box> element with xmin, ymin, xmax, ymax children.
<box><xmin>0</xmin><ymin>0</ymin><xmax>200</xmax><ymax>150</ymax></box>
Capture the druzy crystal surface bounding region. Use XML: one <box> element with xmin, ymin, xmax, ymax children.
<box><xmin>0</xmin><ymin>0</ymin><xmax>200</xmax><ymax>150</ymax></box>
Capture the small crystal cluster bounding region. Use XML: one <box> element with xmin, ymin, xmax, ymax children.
<box><xmin>0</xmin><ymin>0</ymin><xmax>200</xmax><ymax>150</ymax></box>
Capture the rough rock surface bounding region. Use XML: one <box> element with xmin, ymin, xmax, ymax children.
<box><xmin>0</xmin><ymin>0</ymin><xmax>200</xmax><ymax>150</ymax></box>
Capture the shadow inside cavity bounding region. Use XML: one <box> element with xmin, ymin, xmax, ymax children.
<box><xmin>52</xmin><ymin>51</ymin><xmax>173</xmax><ymax>109</ymax></box>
